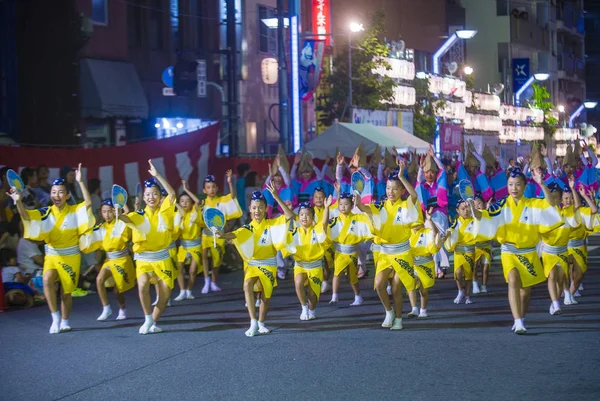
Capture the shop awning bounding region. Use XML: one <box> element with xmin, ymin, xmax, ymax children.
<box><xmin>80</xmin><ymin>59</ymin><xmax>148</xmax><ymax>119</ymax></box>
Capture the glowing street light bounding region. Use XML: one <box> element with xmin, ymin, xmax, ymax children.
<box><xmin>514</xmin><ymin>73</ymin><xmax>550</xmax><ymax>106</ymax></box>
<box><xmin>463</xmin><ymin>66</ymin><xmax>474</xmax><ymax>75</ymax></box>
<box><xmin>569</xmin><ymin>100</ymin><xmax>598</xmax><ymax>127</ymax></box>
<box><xmin>433</xmin><ymin>29</ymin><xmax>477</xmax><ymax>74</ymax></box>
<box><xmin>350</xmin><ymin>22</ymin><xmax>364</xmax><ymax>33</ymax></box>
<box><xmin>584</xmin><ymin>101</ymin><xmax>598</xmax><ymax>109</ymax></box>
<box><xmin>558</xmin><ymin>105</ymin><xmax>565</xmax><ymax>113</ymax></box>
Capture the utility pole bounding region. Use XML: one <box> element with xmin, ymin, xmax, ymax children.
<box><xmin>277</xmin><ymin>0</ymin><xmax>289</xmax><ymax>153</ymax></box>
<box><xmin>226</xmin><ymin>0</ymin><xmax>238</xmax><ymax>156</ymax></box>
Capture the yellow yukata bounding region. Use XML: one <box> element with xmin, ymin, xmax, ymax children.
<box><xmin>540</xmin><ymin>205</ymin><xmax>580</xmax><ymax>277</ymax></box>
<box><xmin>369</xmin><ymin>197</ymin><xmax>421</xmax><ymax>290</ymax></box>
<box><xmin>475</xmin><ymin>241</ymin><xmax>492</xmax><ymax>266</ymax></box>
<box><xmin>444</xmin><ymin>216</ymin><xmax>479</xmax><ymax>281</ymax></box>
<box><xmin>568</xmin><ymin>206</ymin><xmax>598</xmax><ymax>273</ymax></box>
<box><xmin>202</xmin><ymin>194</ymin><xmax>243</xmax><ymax>268</ymax></box>
<box><xmin>328</xmin><ymin>212</ymin><xmax>373</xmax><ymax>285</ymax></box>
<box><xmin>287</xmin><ymin>223</ymin><xmax>328</xmax><ymax>301</ymax></box>
<box><xmin>313</xmin><ymin>205</ymin><xmax>336</xmax><ymax>268</ymax></box>
<box><xmin>232</xmin><ymin>215</ymin><xmax>289</xmax><ymax>298</ymax></box>
<box><xmin>80</xmin><ymin>219</ymin><xmax>135</xmax><ymax>293</ymax></box>
<box><xmin>175</xmin><ymin>208</ymin><xmax>204</xmax><ymax>269</ymax></box>
<box><xmin>410</xmin><ymin>226</ymin><xmax>441</xmax><ymax>289</ymax></box>
<box><xmin>477</xmin><ymin>196</ymin><xmax>563</xmax><ymax>287</ymax></box>
<box><xmin>23</xmin><ymin>203</ymin><xmax>95</xmax><ymax>294</ymax></box>
<box><xmin>125</xmin><ymin>196</ymin><xmax>178</xmax><ymax>289</ymax></box>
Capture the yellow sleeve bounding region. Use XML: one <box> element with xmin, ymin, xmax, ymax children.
<box><xmin>22</xmin><ymin>207</ymin><xmax>53</xmax><ymax>241</ymax></box>
<box><xmin>79</xmin><ymin>224</ymin><xmax>104</xmax><ymax>253</ymax></box>
<box><xmin>159</xmin><ymin>195</ymin><xmax>177</xmax><ymax>226</ymax></box>
<box><xmin>125</xmin><ymin>210</ymin><xmax>150</xmax><ymax>238</ymax></box>
<box><xmin>232</xmin><ymin>224</ymin><xmax>255</xmax><ymax>261</ymax></box>
<box><xmin>353</xmin><ymin>214</ymin><xmax>374</xmax><ymax>241</ymax></box>
<box><xmin>530</xmin><ymin>199</ymin><xmax>564</xmax><ymax>234</ymax></box>
<box><xmin>268</xmin><ymin>215</ymin><xmax>290</xmax><ymax>251</ymax></box>
<box><xmin>443</xmin><ymin>219</ymin><xmax>459</xmax><ymax>252</ymax></box>
<box><xmin>74</xmin><ymin>202</ymin><xmax>96</xmax><ymax>235</ymax></box>
<box><xmin>218</xmin><ymin>194</ymin><xmax>243</xmax><ymax>220</ymax></box>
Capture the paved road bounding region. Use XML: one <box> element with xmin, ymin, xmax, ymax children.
<box><xmin>2</xmin><ymin>237</ymin><xmax>600</xmax><ymax>401</ymax></box>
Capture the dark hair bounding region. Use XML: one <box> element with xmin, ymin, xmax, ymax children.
<box><xmin>245</xmin><ymin>171</ymin><xmax>258</xmax><ymax>187</ymax></box>
<box><xmin>177</xmin><ymin>193</ymin><xmax>194</xmax><ymax>203</ymax></box>
<box><xmin>20</xmin><ymin>167</ymin><xmax>36</xmax><ymax>186</ymax></box>
<box><xmin>237</xmin><ymin>163</ymin><xmax>250</xmax><ymax>176</ymax></box>
<box><xmin>508</xmin><ymin>168</ymin><xmax>527</xmax><ymax>184</ymax></box>
<box><xmin>0</xmin><ymin>166</ymin><xmax>10</xmax><ymax>181</ymax></box>
<box><xmin>37</xmin><ymin>165</ymin><xmax>49</xmax><ymax>173</ymax></box>
<box><xmin>0</xmin><ymin>247</ymin><xmax>17</xmax><ymax>266</ymax></box>
<box><xmin>88</xmin><ymin>178</ymin><xmax>101</xmax><ymax>194</ymax></box>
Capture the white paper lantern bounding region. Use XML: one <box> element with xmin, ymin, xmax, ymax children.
<box><xmin>261</xmin><ymin>58</ymin><xmax>278</xmax><ymax>85</ymax></box>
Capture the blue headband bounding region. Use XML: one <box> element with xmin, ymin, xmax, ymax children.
<box><xmin>204</xmin><ymin>175</ymin><xmax>216</xmax><ymax>183</ymax></box>
<box><xmin>509</xmin><ymin>168</ymin><xmax>525</xmax><ymax>179</ymax></box>
<box><xmin>474</xmin><ymin>193</ymin><xmax>485</xmax><ymax>203</ymax></box>
<box><xmin>298</xmin><ymin>201</ymin><xmax>313</xmax><ymax>211</ymax></box>
<box><xmin>387</xmin><ymin>169</ymin><xmax>400</xmax><ymax>181</ymax></box>
<box><xmin>144</xmin><ymin>178</ymin><xmax>159</xmax><ymax>188</ymax></box>
<box><xmin>563</xmin><ymin>186</ymin><xmax>572</xmax><ymax>194</ymax></box>
<box><xmin>548</xmin><ymin>183</ymin><xmax>561</xmax><ymax>193</ymax></box>
<box><xmin>52</xmin><ymin>178</ymin><xmax>65</xmax><ymax>186</ymax></box>
<box><xmin>251</xmin><ymin>191</ymin><xmax>265</xmax><ymax>201</ymax></box>
<box><xmin>101</xmin><ymin>198</ymin><xmax>114</xmax><ymax>207</ymax></box>
<box><xmin>161</xmin><ymin>189</ymin><xmax>167</xmax><ymax>196</ymax></box>
<box><xmin>456</xmin><ymin>198</ymin><xmax>466</xmax><ymax>207</ymax></box>
<box><xmin>339</xmin><ymin>192</ymin><xmax>353</xmax><ymax>200</ymax></box>
<box><xmin>314</xmin><ymin>187</ymin><xmax>325</xmax><ymax>194</ymax></box>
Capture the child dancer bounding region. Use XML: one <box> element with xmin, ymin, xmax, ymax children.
<box><xmin>477</xmin><ymin>168</ymin><xmax>563</xmax><ymax>334</ymax></box>
<box><xmin>174</xmin><ymin>180</ymin><xmax>205</xmax><ymax>301</ymax></box>
<box><xmin>287</xmin><ymin>198</ymin><xmax>332</xmax><ymax>320</ymax></box>
<box><xmin>312</xmin><ymin>186</ymin><xmax>337</xmax><ymax>293</ymax></box>
<box><xmin>356</xmin><ymin>163</ymin><xmax>420</xmax><ymax>329</ymax></box>
<box><xmin>472</xmin><ymin>195</ymin><xmax>491</xmax><ymax>294</ymax></box>
<box><xmin>291</xmin><ymin>151</ymin><xmax>326</xmax><ymax>204</ymax></box>
<box><xmin>7</xmin><ymin>163</ymin><xmax>95</xmax><ymax>333</ymax></box>
<box><xmin>200</xmin><ymin>170</ymin><xmax>242</xmax><ymax>293</ymax></box>
<box><xmin>80</xmin><ymin>199</ymin><xmax>135</xmax><ymax>321</ymax></box>
<box><xmin>444</xmin><ymin>199</ymin><xmax>479</xmax><ymax>305</ymax></box>
<box><xmin>219</xmin><ymin>184</ymin><xmax>294</xmax><ymax>337</ymax></box>
<box><xmin>408</xmin><ymin>205</ymin><xmax>443</xmax><ymax>318</ymax></box>
<box><xmin>119</xmin><ymin>160</ymin><xmax>178</xmax><ymax>334</ymax></box>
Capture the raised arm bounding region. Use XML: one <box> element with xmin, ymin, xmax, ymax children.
<box><xmin>532</xmin><ymin>168</ymin><xmax>554</xmax><ymax>204</ymax></box>
<box><xmin>148</xmin><ymin>159</ymin><xmax>176</xmax><ymax>202</ymax></box>
<box><xmin>6</xmin><ymin>190</ymin><xmax>29</xmax><ymax>221</ymax></box>
<box><xmin>182</xmin><ymin>180</ymin><xmax>201</xmax><ymax>207</ymax></box>
<box><xmin>569</xmin><ymin>178</ymin><xmax>582</xmax><ymax>210</ymax></box>
<box><xmin>75</xmin><ymin>163</ymin><xmax>92</xmax><ymax>209</ymax></box>
<box><xmin>322</xmin><ymin>195</ymin><xmax>332</xmax><ymax>230</ymax></box>
<box><xmin>354</xmin><ymin>193</ymin><xmax>372</xmax><ymax>215</ymax></box>
<box><xmin>226</xmin><ymin>170</ymin><xmax>236</xmax><ymax>199</ymax></box>
<box><xmin>578</xmin><ymin>186</ymin><xmax>598</xmax><ymax>214</ymax></box>
<box><xmin>398</xmin><ymin>161</ymin><xmax>418</xmax><ymax>204</ymax></box>
<box><xmin>473</xmin><ymin>151</ymin><xmax>487</xmax><ymax>174</ymax></box>
<box><xmin>266</xmin><ymin>182</ymin><xmax>294</xmax><ymax>221</ymax></box>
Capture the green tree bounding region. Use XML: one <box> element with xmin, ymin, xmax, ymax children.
<box><xmin>319</xmin><ymin>10</ymin><xmax>396</xmax><ymax>124</ymax></box>
<box><xmin>530</xmin><ymin>83</ymin><xmax>558</xmax><ymax>142</ymax></box>
<box><xmin>412</xmin><ymin>77</ymin><xmax>446</xmax><ymax>143</ymax></box>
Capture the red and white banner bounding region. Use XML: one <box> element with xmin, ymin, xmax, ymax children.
<box><xmin>440</xmin><ymin>123</ymin><xmax>462</xmax><ymax>153</ymax></box>
<box><xmin>0</xmin><ymin>124</ymin><xmax>219</xmax><ymax>195</ymax></box>
<box><xmin>312</xmin><ymin>0</ymin><xmax>331</xmax><ymax>46</ymax></box>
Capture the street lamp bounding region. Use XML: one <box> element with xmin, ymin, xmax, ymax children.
<box><xmin>433</xmin><ymin>29</ymin><xmax>477</xmax><ymax>74</ymax></box>
<box><xmin>514</xmin><ymin>72</ymin><xmax>549</xmax><ymax>106</ymax></box>
<box><xmin>344</xmin><ymin>21</ymin><xmax>364</xmax><ymax>120</ymax></box>
<box><xmin>569</xmin><ymin>101</ymin><xmax>598</xmax><ymax>127</ymax></box>
<box><xmin>463</xmin><ymin>66</ymin><xmax>474</xmax><ymax>75</ymax></box>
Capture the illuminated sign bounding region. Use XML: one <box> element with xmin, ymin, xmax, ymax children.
<box><xmin>312</xmin><ymin>0</ymin><xmax>331</xmax><ymax>45</ymax></box>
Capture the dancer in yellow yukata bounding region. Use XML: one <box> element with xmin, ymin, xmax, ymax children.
<box><xmin>80</xmin><ymin>199</ymin><xmax>135</xmax><ymax>321</ymax></box>
<box><xmin>327</xmin><ymin>190</ymin><xmax>373</xmax><ymax>308</ymax></box>
<box><xmin>174</xmin><ymin>180</ymin><xmax>205</xmax><ymax>301</ymax></box>
<box><xmin>540</xmin><ymin>178</ymin><xmax>581</xmax><ymax>316</ymax></box>
<box><xmin>200</xmin><ymin>170</ymin><xmax>242</xmax><ymax>293</ymax></box>
<box><xmin>286</xmin><ymin>197</ymin><xmax>332</xmax><ymax>320</ymax></box>
<box><xmin>472</xmin><ymin>195</ymin><xmax>491</xmax><ymax>294</ymax></box>
<box><xmin>445</xmin><ymin>198</ymin><xmax>481</xmax><ymax>305</ymax></box>
<box><xmin>355</xmin><ymin>162</ymin><xmax>420</xmax><ymax>329</ymax></box>
<box><xmin>407</xmin><ymin>206</ymin><xmax>443</xmax><ymax>318</ymax></box>
<box><xmin>477</xmin><ymin>168</ymin><xmax>563</xmax><ymax>334</ymax></box>
<box><xmin>565</xmin><ymin>186</ymin><xmax>598</xmax><ymax>305</ymax></box>
<box><xmin>311</xmin><ymin>186</ymin><xmax>337</xmax><ymax>293</ymax></box>
<box><xmin>119</xmin><ymin>160</ymin><xmax>178</xmax><ymax>334</ymax></box>
<box><xmin>219</xmin><ymin>183</ymin><xmax>294</xmax><ymax>337</ymax></box>
<box><xmin>7</xmin><ymin>163</ymin><xmax>95</xmax><ymax>334</ymax></box>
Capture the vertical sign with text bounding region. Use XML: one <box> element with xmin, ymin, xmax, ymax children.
<box><xmin>312</xmin><ymin>0</ymin><xmax>331</xmax><ymax>45</ymax></box>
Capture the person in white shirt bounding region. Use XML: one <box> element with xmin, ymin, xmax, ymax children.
<box><xmin>17</xmin><ymin>237</ymin><xmax>44</xmax><ymax>276</ymax></box>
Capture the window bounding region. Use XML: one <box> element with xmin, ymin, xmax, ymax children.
<box><xmin>149</xmin><ymin>0</ymin><xmax>164</xmax><ymax>50</ymax></box>
<box><xmin>496</xmin><ymin>0</ymin><xmax>508</xmax><ymax>16</ymax></box>
<box><xmin>92</xmin><ymin>0</ymin><xmax>108</xmax><ymax>25</ymax></box>
<box><xmin>258</xmin><ymin>5</ymin><xmax>277</xmax><ymax>54</ymax></box>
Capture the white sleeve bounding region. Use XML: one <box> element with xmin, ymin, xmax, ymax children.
<box><xmin>523</xmin><ymin>163</ymin><xmax>530</xmax><ymax>176</ymax></box>
<box><xmin>358</xmin><ymin>167</ymin><xmax>372</xmax><ymax>180</ymax></box>
<box><xmin>434</xmin><ymin>155</ymin><xmax>444</xmax><ymax>170</ymax></box>
<box><xmin>497</xmin><ymin>155</ymin><xmax>507</xmax><ymax>170</ymax></box>
<box><xmin>473</xmin><ymin>152</ymin><xmax>486</xmax><ymax>173</ymax></box>
<box><xmin>336</xmin><ymin>164</ymin><xmax>343</xmax><ymax>183</ymax></box>
<box><xmin>319</xmin><ymin>164</ymin><xmax>328</xmax><ymax>180</ymax></box>
<box><xmin>290</xmin><ymin>164</ymin><xmax>298</xmax><ymax>180</ymax></box>
<box><xmin>417</xmin><ymin>167</ymin><xmax>425</xmax><ymax>183</ymax></box>
<box><xmin>544</xmin><ymin>157</ymin><xmax>554</xmax><ymax>175</ymax></box>
<box><xmin>278</xmin><ymin>166</ymin><xmax>291</xmax><ymax>187</ymax></box>
<box><xmin>377</xmin><ymin>164</ymin><xmax>384</xmax><ymax>182</ymax></box>
<box><xmin>312</xmin><ymin>165</ymin><xmax>321</xmax><ymax>178</ymax></box>
<box><xmin>264</xmin><ymin>175</ymin><xmax>272</xmax><ymax>187</ymax></box>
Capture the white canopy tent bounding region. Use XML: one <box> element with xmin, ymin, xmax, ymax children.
<box><xmin>304</xmin><ymin>123</ymin><xmax>431</xmax><ymax>159</ymax></box>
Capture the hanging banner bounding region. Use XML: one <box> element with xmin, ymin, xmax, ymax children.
<box><xmin>512</xmin><ymin>58</ymin><xmax>530</xmax><ymax>93</ymax></box>
<box><xmin>0</xmin><ymin>125</ymin><xmax>219</xmax><ymax>195</ymax></box>
<box><xmin>315</xmin><ymin>53</ymin><xmax>332</xmax><ymax>134</ymax></box>
<box><xmin>300</xmin><ymin>39</ymin><xmax>325</xmax><ymax>101</ymax></box>
<box><xmin>440</xmin><ymin>123</ymin><xmax>462</xmax><ymax>152</ymax></box>
<box><xmin>312</xmin><ymin>0</ymin><xmax>331</xmax><ymax>46</ymax></box>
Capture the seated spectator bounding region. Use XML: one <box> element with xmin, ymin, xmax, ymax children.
<box><xmin>20</xmin><ymin>167</ymin><xmax>40</xmax><ymax>210</ymax></box>
<box><xmin>0</xmin><ymin>221</ymin><xmax>19</xmax><ymax>251</ymax></box>
<box><xmin>17</xmin><ymin>237</ymin><xmax>44</xmax><ymax>277</ymax></box>
<box><xmin>88</xmin><ymin>178</ymin><xmax>102</xmax><ymax>220</ymax></box>
<box><xmin>60</xmin><ymin>166</ymin><xmax>82</xmax><ymax>204</ymax></box>
<box><xmin>1</xmin><ymin>248</ymin><xmax>34</xmax><ymax>308</ymax></box>
<box><xmin>36</xmin><ymin>165</ymin><xmax>51</xmax><ymax>195</ymax></box>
